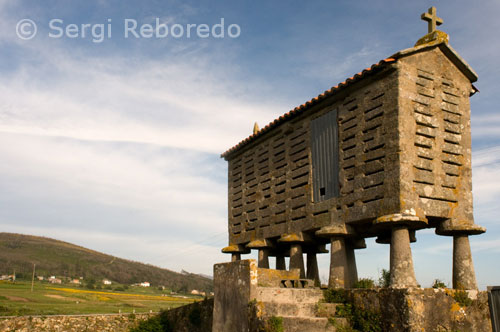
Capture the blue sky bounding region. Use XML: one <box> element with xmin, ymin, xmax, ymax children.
<box><xmin>0</xmin><ymin>0</ymin><xmax>499</xmax><ymax>289</ymax></box>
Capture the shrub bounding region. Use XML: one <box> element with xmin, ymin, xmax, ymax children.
<box><xmin>265</xmin><ymin>316</ymin><xmax>283</xmax><ymax>332</ymax></box>
<box><xmin>324</xmin><ymin>288</ymin><xmax>346</xmax><ymax>303</ymax></box>
<box><xmin>453</xmin><ymin>290</ymin><xmax>472</xmax><ymax>307</ymax></box>
<box><xmin>353</xmin><ymin>278</ymin><xmax>375</xmax><ymax>289</ymax></box>
<box><xmin>378</xmin><ymin>269</ymin><xmax>390</xmax><ymax>288</ymax></box>
<box><xmin>188</xmin><ymin>303</ymin><xmax>202</xmax><ymax>327</ymax></box>
<box><xmin>432</xmin><ymin>279</ymin><xmax>447</xmax><ymax>289</ymax></box>
<box><xmin>114</xmin><ymin>286</ymin><xmax>125</xmax><ymax>292</ymax></box>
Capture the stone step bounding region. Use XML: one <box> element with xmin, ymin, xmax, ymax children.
<box><xmin>260</xmin><ymin>301</ymin><xmax>339</xmax><ymax>318</ymax></box>
<box><xmin>279</xmin><ymin>316</ymin><xmax>348</xmax><ymax>332</ymax></box>
<box><xmin>256</xmin><ymin>287</ymin><xmax>324</xmax><ymax>304</ymax></box>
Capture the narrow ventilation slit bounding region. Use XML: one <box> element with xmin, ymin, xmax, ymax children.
<box><xmin>444</xmin><ymin>119</ymin><xmax>460</xmax><ymax>127</ymax></box>
<box><xmin>444</xmin><ymin>128</ymin><xmax>461</xmax><ymax>135</ymax></box>
<box><xmin>233</xmin><ymin>231</ymin><xmax>241</xmax><ymax>235</ymax></box>
<box><xmin>290</xmin><ymin>140</ymin><xmax>306</xmax><ymax>149</ymax></box>
<box><xmin>291</xmin><ymin>204</ymin><xmax>306</xmax><ymax>211</ymax></box>
<box><xmin>291</xmin><ymin>181</ymin><xmax>308</xmax><ymax>190</ymax></box>
<box><xmin>344</xmin><ymin>123</ymin><xmax>357</xmax><ymax>131</ymax></box>
<box><xmin>249</xmin><ymin>183</ymin><xmax>258</xmax><ymax>189</ymax></box>
<box><xmin>233</xmin><ymin>213</ymin><xmax>242</xmax><ymax>217</ymax></box>
<box><xmin>364</xmin><ymin>104</ymin><xmax>383</xmax><ymax>114</ymax></box>
<box><xmin>259</xmin><ymin>205</ymin><xmax>269</xmax><ymax>210</ymax></box>
<box><xmin>343</xmin><ymin>165</ymin><xmax>355</xmax><ymax>170</ymax></box>
<box><xmin>365</xmin><ymin>155</ymin><xmax>385</xmax><ymax>163</ymax></box>
<box><xmin>313</xmin><ymin>210</ymin><xmax>329</xmax><ymax>216</ymax></box>
<box><xmin>276</xmin><ymin>163</ymin><xmax>287</xmax><ymax>170</ymax></box>
<box><xmin>276</xmin><ymin>180</ymin><xmax>286</xmax><ymax>186</ymax></box>
<box><xmin>442</xmin><ymin>160</ymin><xmax>462</xmax><ymax>166</ymax></box>
<box><xmin>416</xmin><ymin>131</ymin><xmax>435</xmax><ymax>139</ymax></box>
<box><xmin>290</xmin><ymin>147</ymin><xmax>306</xmax><ymax>157</ymax></box>
<box><xmin>363</xmin><ymin>136</ymin><xmax>374</xmax><ymax>143</ymax></box>
<box><xmin>414</xmin><ymin>166</ymin><xmax>432</xmax><ymax>172</ymax></box>
<box><xmin>343</xmin><ymin>144</ymin><xmax>356</xmax><ymax>151</ymax></box>
<box><xmin>442</xmin><ymin>99</ymin><xmax>459</xmax><ymax>106</ymax></box>
<box><xmin>348</xmin><ymin>105</ymin><xmax>359</xmax><ymax>112</ymax></box>
<box><xmin>444</xmin><ymin>139</ymin><xmax>460</xmax><ymax>145</ymax></box>
<box><xmin>292</xmin><ymin>155</ymin><xmax>308</xmax><ymax>163</ymax></box>
<box><xmin>363</xmin><ymin>181</ymin><xmax>384</xmax><ymax>190</ymax></box>
<box><xmin>343</xmin><ymin>98</ymin><xmax>356</xmax><ymax>106</ymax></box>
<box><xmin>291</xmin><ymin>193</ymin><xmax>305</xmax><ymax>200</ymax></box>
<box><xmin>416</xmin><ymin>121</ymin><xmax>436</xmax><ymax>129</ymax></box>
<box><xmin>446</xmin><ymin>172</ymin><xmax>459</xmax><ymax>177</ymax></box>
<box><xmin>365</xmin><ymin>168</ymin><xmax>384</xmax><ymax>176</ymax></box>
<box><xmin>274</xmin><ymin>150</ymin><xmax>285</xmax><ymax>157</ymax></box>
<box><xmin>273</xmin><ymin>141</ymin><xmax>285</xmax><ymax>149</ymax></box>
<box><xmin>342</xmin><ymin>134</ymin><xmax>356</xmax><ymax>142</ymax></box>
<box><xmin>417</xmin><ymin>155</ymin><xmax>433</xmax><ymax>161</ymax></box>
<box><xmin>413</xmin><ymin>180</ymin><xmax>434</xmax><ymax>185</ymax></box>
<box><xmin>291</xmin><ymin>216</ymin><xmax>306</xmax><ymax>222</ymax></box>
<box><xmin>443</xmin><ymin>90</ymin><xmax>460</xmax><ymax>97</ymax></box>
<box><xmin>275</xmin><ymin>210</ymin><xmax>285</xmax><ymax>216</ymax></box>
<box><xmin>414</xmin><ymin>142</ymin><xmax>432</xmax><ymax>149</ymax></box>
<box><xmin>366</xmin><ymin>111</ymin><xmax>384</xmax><ymax>122</ymax></box>
<box><xmin>343</xmin><ymin>154</ymin><xmax>356</xmax><ymax>161</ymax></box>
<box><xmin>341</xmin><ymin>115</ymin><xmax>357</xmax><ymax>124</ymax></box>
<box><xmin>443</xmin><ymin>150</ymin><xmax>462</xmax><ymax>157</ymax></box>
<box><xmin>292</xmin><ymin>171</ymin><xmax>308</xmax><ymax>180</ymax></box>
<box><xmin>366</xmin><ymin>143</ymin><xmax>385</xmax><ymax>152</ymax></box>
<box><xmin>371</xmin><ymin>93</ymin><xmax>385</xmax><ymax>101</ymax></box>
<box><xmin>362</xmin><ymin>196</ymin><xmax>383</xmax><ymax>204</ymax></box>
<box><xmin>232</xmin><ymin>222</ymin><xmax>241</xmax><ymax>226</ymax></box>
<box><xmin>363</xmin><ymin>123</ymin><xmax>382</xmax><ymax>133</ymax></box>
<box><xmin>347</xmin><ymin>203</ymin><xmax>355</xmax><ymax>208</ymax></box>
<box><xmin>441</xmin><ymin>108</ymin><xmax>461</xmax><ymax>116</ymax></box>
<box><xmin>442</xmin><ymin>184</ymin><xmax>456</xmax><ymax>189</ymax></box>
<box><xmin>419</xmin><ymin>195</ymin><xmax>457</xmax><ymax>203</ymax></box>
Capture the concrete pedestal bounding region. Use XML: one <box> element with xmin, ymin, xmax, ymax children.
<box><xmin>231</xmin><ymin>253</ymin><xmax>241</xmax><ymax>262</ymax></box>
<box><xmin>289</xmin><ymin>244</ymin><xmax>305</xmax><ymax>278</ymax></box>
<box><xmin>258</xmin><ymin>249</ymin><xmax>270</xmax><ymax>268</ymax></box>
<box><xmin>453</xmin><ymin>234</ymin><xmax>478</xmax><ymax>289</ymax></box>
<box><xmin>306</xmin><ymin>252</ymin><xmax>320</xmax><ymax>286</ymax></box>
<box><xmin>389</xmin><ymin>226</ymin><xmax>418</xmax><ymax>288</ymax></box>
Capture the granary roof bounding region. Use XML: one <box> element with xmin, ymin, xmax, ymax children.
<box><xmin>221</xmin><ymin>40</ymin><xmax>477</xmax><ymax>160</ymax></box>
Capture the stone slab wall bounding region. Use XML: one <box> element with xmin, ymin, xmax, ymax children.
<box><xmin>0</xmin><ymin>313</ymin><xmax>154</xmax><ymax>332</ymax></box>
<box><xmin>348</xmin><ymin>288</ymin><xmax>492</xmax><ymax>332</ymax></box>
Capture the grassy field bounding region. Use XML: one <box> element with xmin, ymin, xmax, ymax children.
<box><xmin>0</xmin><ymin>280</ymin><xmax>201</xmax><ymax>316</ymax></box>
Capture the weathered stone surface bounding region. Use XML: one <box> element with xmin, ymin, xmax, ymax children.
<box><xmin>0</xmin><ymin>313</ymin><xmax>154</xmax><ymax>332</ymax></box>
<box><xmin>348</xmin><ymin>288</ymin><xmax>492</xmax><ymax>332</ymax></box>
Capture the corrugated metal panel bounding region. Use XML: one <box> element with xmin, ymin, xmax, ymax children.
<box><xmin>311</xmin><ymin>109</ymin><xmax>339</xmax><ymax>202</ymax></box>
<box><xmin>489</xmin><ymin>286</ymin><xmax>500</xmax><ymax>332</ymax></box>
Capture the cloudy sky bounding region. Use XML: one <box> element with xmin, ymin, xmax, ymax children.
<box><xmin>0</xmin><ymin>0</ymin><xmax>499</xmax><ymax>289</ymax></box>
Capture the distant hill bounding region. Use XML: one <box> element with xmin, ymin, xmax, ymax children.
<box><xmin>0</xmin><ymin>233</ymin><xmax>212</xmax><ymax>292</ymax></box>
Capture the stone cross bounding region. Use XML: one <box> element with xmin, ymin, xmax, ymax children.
<box><xmin>421</xmin><ymin>6</ymin><xmax>443</xmax><ymax>33</ymax></box>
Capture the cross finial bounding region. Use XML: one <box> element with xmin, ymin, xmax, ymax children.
<box><xmin>421</xmin><ymin>6</ymin><xmax>443</xmax><ymax>33</ymax></box>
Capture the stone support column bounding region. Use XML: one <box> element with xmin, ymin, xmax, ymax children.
<box><xmin>289</xmin><ymin>244</ymin><xmax>305</xmax><ymax>278</ymax></box>
<box><xmin>345</xmin><ymin>244</ymin><xmax>358</xmax><ymax>284</ymax></box>
<box><xmin>276</xmin><ymin>254</ymin><xmax>286</xmax><ymax>270</ymax></box>
<box><xmin>389</xmin><ymin>226</ymin><xmax>418</xmax><ymax>288</ymax></box>
<box><xmin>329</xmin><ymin>237</ymin><xmax>352</xmax><ymax>288</ymax></box>
<box><xmin>453</xmin><ymin>234</ymin><xmax>478</xmax><ymax>289</ymax></box>
<box><xmin>258</xmin><ymin>248</ymin><xmax>270</xmax><ymax>269</ymax></box>
<box><xmin>306</xmin><ymin>252</ymin><xmax>320</xmax><ymax>286</ymax></box>
<box><xmin>231</xmin><ymin>253</ymin><xmax>241</xmax><ymax>262</ymax></box>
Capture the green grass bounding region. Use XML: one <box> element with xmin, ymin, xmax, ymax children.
<box><xmin>0</xmin><ymin>280</ymin><xmax>200</xmax><ymax>316</ymax></box>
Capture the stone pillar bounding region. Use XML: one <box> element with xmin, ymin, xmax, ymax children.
<box><xmin>258</xmin><ymin>249</ymin><xmax>270</xmax><ymax>269</ymax></box>
<box><xmin>289</xmin><ymin>244</ymin><xmax>305</xmax><ymax>278</ymax></box>
<box><xmin>329</xmin><ymin>237</ymin><xmax>352</xmax><ymax>288</ymax></box>
<box><xmin>345</xmin><ymin>244</ymin><xmax>358</xmax><ymax>284</ymax></box>
<box><xmin>276</xmin><ymin>254</ymin><xmax>286</xmax><ymax>270</ymax></box>
<box><xmin>453</xmin><ymin>234</ymin><xmax>478</xmax><ymax>289</ymax></box>
<box><xmin>389</xmin><ymin>226</ymin><xmax>418</xmax><ymax>288</ymax></box>
<box><xmin>231</xmin><ymin>253</ymin><xmax>241</xmax><ymax>262</ymax></box>
<box><xmin>306</xmin><ymin>252</ymin><xmax>320</xmax><ymax>286</ymax></box>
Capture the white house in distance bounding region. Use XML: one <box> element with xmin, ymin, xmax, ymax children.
<box><xmin>140</xmin><ymin>282</ymin><xmax>150</xmax><ymax>287</ymax></box>
<box><xmin>102</xmin><ymin>279</ymin><xmax>112</xmax><ymax>285</ymax></box>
